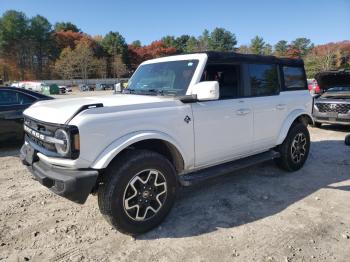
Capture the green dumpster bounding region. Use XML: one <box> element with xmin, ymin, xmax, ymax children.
<box><xmin>42</xmin><ymin>84</ymin><xmax>59</xmax><ymax>95</ymax></box>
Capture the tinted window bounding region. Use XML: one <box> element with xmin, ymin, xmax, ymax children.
<box><xmin>247</xmin><ymin>64</ymin><xmax>279</xmax><ymax>96</ymax></box>
<box><xmin>0</xmin><ymin>91</ymin><xmax>18</xmax><ymax>105</ymax></box>
<box><xmin>0</xmin><ymin>90</ymin><xmax>35</xmax><ymax>105</ymax></box>
<box><xmin>17</xmin><ymin>92</ymin><xmax>35</xmax><ymax>104</ymax></box>
<box><xmin>201</xmin><ymin>64</ymin><xmax>241</xmax><ymax>99</ymax></box>
<box><xmin>283</xmin><ymin>66</ymin><xmax>306</xmax><ymax>89</ymax></box>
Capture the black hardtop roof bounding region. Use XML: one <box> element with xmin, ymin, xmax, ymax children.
<box><xmin>186</xmin><ymin>51</ymin><xmax>304</xmax><ymax>66</ymax></box>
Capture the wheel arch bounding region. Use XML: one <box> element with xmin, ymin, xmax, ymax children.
<box><xmin>91</xmin><ymin>131</ymin><xmax>186</xmax><ymax>173</ymax></box>
<box><xmin>276</xmin><ymin>110</ymin><xmax>313</xmax><ymax>145</ymax></box>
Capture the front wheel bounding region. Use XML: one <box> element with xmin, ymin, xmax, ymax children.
<box><xmin>98</xmin><ymin>149</ymin><xmax>177</xmax><ymax>235</ymax></box>
<box><xmin>275</xmin><ymin>123</ymin><xmax>310</xmax><ymax>172</ymax></box>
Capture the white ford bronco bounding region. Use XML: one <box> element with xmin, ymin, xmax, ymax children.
<box><xmin>20</xmin><ymin>52</ymin><xmax>313</xmax><ymax>235</ymax></box>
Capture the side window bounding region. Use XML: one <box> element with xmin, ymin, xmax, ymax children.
<box><xmin>247</xmin><ymin>64</ymin><xmax>279</xmax><ymax>96</ymax></box>
<box><xmin>283</xmin><ymin>66</ymin><xmax>307</xmax><ymax>89</ymax></box>
<box><xmin>0</xmin><ymin>91</ymin><xmax>35</xmax><ymax>106</ymax></box>
<box><xmin>17</xmin><ymin>92</ymin><xmax>36</xmax><ymax>104</ymax></box>
<box><xmin>201</xmin><ymin>64</ymin><xmax>241</xmax><ymax>99</ymax></box>
<box><xmin>0</xmin><ymin>91</ymin><xmax>19</xmax><ymax>105</ymax></box>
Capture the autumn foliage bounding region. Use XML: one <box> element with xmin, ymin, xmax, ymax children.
<box><xmin>0</xmin><ymin>10</ymin><xmax>349</xmax><ymax>81</ymax></box>
<box><xmin>128</xmin><ymin>41</ymin><xmax>177</xmax><ymax>70</ymax></box>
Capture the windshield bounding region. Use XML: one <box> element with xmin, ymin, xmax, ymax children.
<box><xmin>326</xmin><ymin>86</ymin><xmax>350</xmax><ymax>92</ymax></box>
<box><xmin>125</xmin><ymin>60</ymin><xmax>199</xmax><ymax>96</ymax></box>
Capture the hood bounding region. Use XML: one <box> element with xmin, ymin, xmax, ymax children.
<box><xmin>315</xmin><ymin>70</ymin><xmax>350</xmax><ymax>91</ymax></box>
<box><xmin>24</xmin><ymin>94</ymin><xmax>174</xmax><ymax>124</ymax></box>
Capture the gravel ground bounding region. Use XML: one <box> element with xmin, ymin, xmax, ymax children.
<box><xmin>1</xmin><ymin>125</ymin><xmax>350</xmax><ymax>262</ymax></box>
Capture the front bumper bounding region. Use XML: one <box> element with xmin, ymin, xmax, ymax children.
<box><xmin>20</xmin><ymin>143</ymin><xmax>98</xmax><ymax>204</ymax></box>
<box><xmin>313</xmin><ymin>112</ymin><xmax>350</xmax><ymax>125</ymax></box>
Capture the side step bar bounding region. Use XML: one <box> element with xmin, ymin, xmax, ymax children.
<box><xmin>179</xmin><ymin>150</ymin><xmax>280</xmax><ymax>186</ymax></box>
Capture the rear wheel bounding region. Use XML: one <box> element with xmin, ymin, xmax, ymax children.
<box><xmin>275</xmin><ymin>123</ymin><xmax>310</xmax><ymax>172</ymax></box>
<box><xmin>98</xmin><ymin>149</ymin><xmax>177</xmax><ymax>235</ymax></box>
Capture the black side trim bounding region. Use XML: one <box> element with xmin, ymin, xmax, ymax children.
<box><xmin>178</xmin><ymin>94</ymin><xmax>198</xmax><ymax>103</ymax></box>
<box><xmin>28</xmin><ymin>160</ymin><xmax>99</xmax><ymax>204</ymax></box>
<box><xmin>179</xmin><ymin>150</ymin><xmax>280</xmax><ymax>186</ymax></box>
<box><xmin>65</xmin><ymin>103</ymin><xmax>104</xmax><ymax>124</ymax></box>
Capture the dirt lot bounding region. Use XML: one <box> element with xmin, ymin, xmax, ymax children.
<box><xmin>1</xmin><ymin>126</ymin><xmax>350</xmax><ymax>262</ymax></box>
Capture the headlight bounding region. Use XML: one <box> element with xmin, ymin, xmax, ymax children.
<box><xmin>54</xmin><ymin>129</ymin><xmax>70</xmax><ymax>156</ymax></box>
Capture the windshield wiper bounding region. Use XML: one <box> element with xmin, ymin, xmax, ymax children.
<box><xmin>146</xmin><ymin>89</ymin><xmax>165</xmax><ymax>96</ymax></box>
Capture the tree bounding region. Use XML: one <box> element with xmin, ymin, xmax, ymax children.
<box><xmin>237</xmin><ymin>45</ymin><xmax>251</xmax><ymax>54</ymax></box>
<box><xmin>208</xmin><ymin>27</ymin><xmax>237</xmax><ymax>51</ymax></box>
<box><xmin>0</xmin><ymin>10</ymin><xmax>29</xmax><ymax>79</ymax></box>
<box><xmin>101</xmin><ymin>31</ymin><xmax>128</xmax><ymax>77</ymax></box>
<box><xmin>94</xmin><ymin>57</ymin><xmax>108</xmax><ymax>78</ymax></box>
<box><xmin>54</xmin><ymin>22</ymin><xmax>80</xmax><ymax>32</ymax></box>
<box><xmin>162</xmin><ymin>35</ymin><xmax>194</xmax><ymax>53</ymax></box>
<box><xmin>127</xmin><ymin>41</ymin><xmax>177</xmax><ymax>70</ymax></box>
<box><xmin>74</xmin><ymin>39</ymin><xmax>96</xmax><ymax>80</ymax></box>
<box><xmin>161</xmin><ymin>35</ymin><xmax>176</xmax><ymax>49</ymax></box>
<box><xmin>175</xmin><ymin>35</ymin><xmax>190</xmax><ymax>52</ymax></box>
<box><xmin>274</xmin><ymin>40</ymin><xmax>288</xmax><ymax>56</ymax></box>
<box><xmin>53</xmin><ymin>30</ymin><xmax>84</xmax><ymax>55</ymax></box>
<box><xmin>198</xmin><ymin>29</ymin><xmax>210</xmax><ymax>51</ymax></box>
<box><xmin>54</xmin><ymin>47</ymin><xmax>76</xmax><ymax>79</ymax></box>
<box><xmin>290</xmin><ymin>38</ymin><xmax>314</xmax><ymax>58</ymax></box>
<box><xmin>102</xmin><ymin>31</ymin><xmax>127</xmax><ymax>55</ymax></box>
<box><xmin>185</xmin><ymin>36</ymin><xmax>199</xmax><ymax>53</ymax></box>
<box><xmin>263</xmin><ymin>44</ymin><xmax>272</xmax><ymax>56</ymax></box>
<box><xmin>29</xmin><ymin>15</ymin><xmax>53</xmax><ymax>79</ymax></box>
<box><xmin>131</xmin><ymin>40</ymin><xmax>141</xmax><ymax>47</ymax></box>
<box><xmin>250</xmin><ymin>36</ymin><xmax>265</xmax><ymax>55</ymax></box>
<box><xmin>112</xmin><ymin>54</ymin><xmax>128</xmax><ymax>77</ymax></box>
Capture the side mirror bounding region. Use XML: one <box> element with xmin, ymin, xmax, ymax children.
<box><xmin>192</xmin><ymin>81</ymin><xmax>219</xmax><ymax>101</ymax></box>
<box><xmin>115</xmin><ymin>83</ymin><xmax>122</xmax><ymax>93</ymax></box>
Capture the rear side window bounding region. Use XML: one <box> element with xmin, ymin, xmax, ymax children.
<box><xmin>17</xmin><ymin>92</ymin><xmax>36</xmax><ymax>104</ymax></box>
<box><xmin>283</xmin><ymin>66</ymin><xmax>306</xmax><ymax>89</ymax></box>
<box><xmin>247</xmin><ymin>64</ymin><xmax>279</xmax><ymax>96</ymax></box>
<box><xmin>0</xmin><ymin>90</ymin><xmax>35</xmax><ymax>105</ymax></box>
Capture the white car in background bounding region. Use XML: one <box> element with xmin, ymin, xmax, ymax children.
<box><xmin>11</xmin><ymin>81</ymin><xmax>44</xmax><ymax>92</ymax></box>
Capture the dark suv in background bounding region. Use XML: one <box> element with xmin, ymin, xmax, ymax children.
<box><xmin>313</xmin><ymin>70</ymin><xmax>350</xmax><ymax>127</ymax></box>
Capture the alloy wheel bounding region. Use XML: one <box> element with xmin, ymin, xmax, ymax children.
<box><xmin>291</xmin><ymin>133</ymin><xmax>307</xmax><ymax>163</ymax></box>
<box><xmin>123</xmin><ymin>169</ymin><xmax>167</xmax><ymax>221</ymax></box>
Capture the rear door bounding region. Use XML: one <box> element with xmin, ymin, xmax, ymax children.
<box><xmin>191</xmin><ymin>64</ymin><xmax>254</xmax><ymax>168</ymax></box>
<box><xmin>241</xmin><ymin>64</ymin><xmax>287</xmax><ymax>152</ymax></box>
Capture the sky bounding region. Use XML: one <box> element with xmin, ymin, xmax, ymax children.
<box><xmin>1</xmin><ymin>0</ymin><xmax>349</xmax><ymax>46</ymax></box>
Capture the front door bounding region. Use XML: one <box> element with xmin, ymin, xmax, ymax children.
<box><xmin>191</xmin><ymin>64</ymin><xmax>253</xmax><ymax>168</ymax></box>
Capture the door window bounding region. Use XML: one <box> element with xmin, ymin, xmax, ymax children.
<box><xmin>0</xmin><ymin>90</ymin><xmax>35</xmax><ymax>106</ymax></box>
<box><xmin>17</xmin><ymin>92</ymin><xmax>36</xmax><ymax>104</ymax></box>
<box><xmin>201</xmin><ymin>64</ymin><xmax>241</xmax><ymax>99</ymax></box>
<box><xmin>246</xmin><ymin>64</ymin><xmax>279</xmax><ymax>96</ymax></box>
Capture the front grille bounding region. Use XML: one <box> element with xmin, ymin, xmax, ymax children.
<box><xmin>24</xmin><ymin>117</ymin><xmax>58</xmax><ymax>154</ymax></box>
<box><xmin>316</xmin><ymin>103</ymin><xmax>350</xmax><ymax>114</ymax></box>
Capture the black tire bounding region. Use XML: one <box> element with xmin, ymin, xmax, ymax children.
<box><xmin>275</xmin><ymin>122</ymin><xmax>310</xmax><ymax>172</ymax></box>
<box><xmin>345</xmin><ymin>134</ymin><xmax>350</xmax><ymax>146</ymax></box>
<box><xmin>313</xmin><ymin>122</ymin><xmax>322</xmax><ymax>128</ymax></box>
<box><xmin>98</xmin><ymin>149</ymin><xmax>177</xmax><ymax>235</ymax></box>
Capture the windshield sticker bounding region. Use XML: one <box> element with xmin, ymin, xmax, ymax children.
<box><xmin>188</xmin><ymin>62</ymin><xmax>193</xmax><ymax>67</ymax></box>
